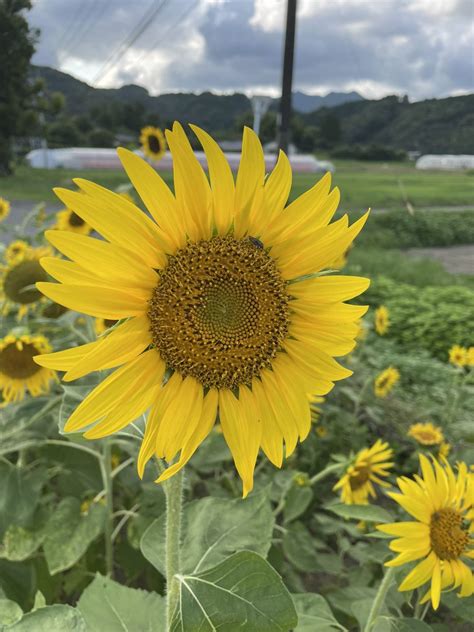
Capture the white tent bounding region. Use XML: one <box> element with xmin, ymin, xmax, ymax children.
<box><xmin>416</xmin><ymin>155</ymin><xmax>474</xmax><ymax>170</ymax></box>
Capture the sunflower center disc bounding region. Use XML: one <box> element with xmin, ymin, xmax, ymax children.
<box><xmin>68</xmin><ymin>212</ymin><xmax>85</xmax><ymax>227</ymax></box>
<box><xmin>349</xmin><ymin>465</ymin><xmax>371</xmax><ymax>491</ymax></box>
<box><xmin>430</xmin><ymin>508</ymin><xmax>470</xmax><ymax>560</ymax></box>
<box><xmin>3</xmin><ymin>260</ymin><xmax>48</xmax><ymax>304</ymax></box>
<box><xmin>148</xmin><ymin>236</ymin><xmax>290</xmax><ymax>389</ymax></box>
<box><xmin>0</xmin><ymin>343</ymin><xmax>41</xmax><ymax>379</ymax></box>
<box><xmin>148</xmin><ymin>135</ymin><xmax>161</xmax><ymax>154</ymax></box>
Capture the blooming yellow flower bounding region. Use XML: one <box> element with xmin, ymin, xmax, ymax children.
<box><xmin>378</xmin><ymin>455</ymin><xmax>473</xmax><ymax>610</ymax></box>
<box><xmin>408</xmin><ymin>422</ymin><xmax>444</xmax><ymax>446</ymax></box>
<box><xmin>55</xmin><ymin>207</ymin><xmax>92</xmax><ymax>235</ymax></box>
<box><xmin>4</xmin><ymin>240</ymin><xmax>31</xmax><ymax>265</ymax></box>
<box><xmin>140</xmin><ymin>126</ymin><xmax>166</xmax><ymax>162</ymax></box>
<box><xmin>34</xmin><ymin>123</ymin><xmax>370</xmax><ymax>496</ymax></box>
<box><xmin>466</xmin><ymin>346</ymin><xmax>474</xmax><ymax>367</ymax></box>
<box><xmin>0</xmin><ymin>333</ymin><xmax>56</xmax><ymax>405</ymax></box>
<box><xmin>374</xmin><ymin>366</ymin><xmax>400</xmax><ymax>398</ymax></box>
<box><xmin>94</xmin><ymin>318</ymin><xmax>118</xmax><ymax>337</ymax></box>
<box><xmin>0</xmin><ymin>197</ymin><xmax>10</xmax><ymax>222</ymax></box>
<box><xmin>449</xmin><ymin>344</ymin><xmax>467</xmax><ymax>368</ymax></box>
<box><xmin>438</xmin><ymin>442</ymin><xmax>451</xmax><ymax>458</ymax></box>
<box><xmin>1</xmin><ymin>246</ymin><xmax>52</xmax><ymax>319</ymax></box>
<box><xmin>315</xmin><ymin>425</ymin><xmax>328</xmax><ymax>438</ymax></box>
<box><xmin>375</xmin><ymin>305</ymin><xmax>389</xmax><ymax>335</ymax></box>
<box><xmin>333</xmin><ymin>440</ymin><xmax>394</xmax><ymax>505</ymax></box>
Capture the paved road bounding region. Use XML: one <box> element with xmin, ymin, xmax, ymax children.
<box><xmin>407</xmin><ymin>245</ymin><xmax>474</xmax><ymax>275</ymax></box>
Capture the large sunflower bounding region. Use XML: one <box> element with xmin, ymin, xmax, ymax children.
<box><xmin>35</xmin><ymin>123</ymin><xmax>370</xmax><ymax>496</ymax></box>
<box><xmin>0</xmin><ymin>333</ymin><xmax>56</xmax><ymax>405</ymax></box>
<box><xmin>55</xmin><ymin>207</ymin><xmax>92</xmax><ymax>235</ymax></box>
<box><xmin>378</xmin><ymin>455</ymin><xmax>473</xmax><ymax>610</ymax></box>
<box><xmin>1</xmin><ymin>246</ymin><xmax>51</xmax><ymax>319</ymax></box>
<box><xmin>333</xmin><ymin>439</ymin><xmax>394</xmax><ymax>505</ymax></box>
<box><xmin>140</xmin><ymin>126</ymin><xmax>166</xmax><ymax>162</ymax></box>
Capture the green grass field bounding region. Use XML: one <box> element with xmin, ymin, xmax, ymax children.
<box><xmin>1</xmin><ymin>159</ymin><xmax>473</xmax><ymax>209</ymax></box>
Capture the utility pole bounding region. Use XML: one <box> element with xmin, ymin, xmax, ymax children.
<box><xmin>278</xmin><ymin>0</ymin><xmax>297</xmax><ymax>154</ymax></box>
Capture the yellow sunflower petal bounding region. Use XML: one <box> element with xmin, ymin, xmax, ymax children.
<box><xmin>398</xmin><ymin>552</ymin><xmax>437</xmax><ymax>591</ymax></box>
<box><xmin>289</xmin><ymin>275</ymin><xmax>371</xmax><ymax>304</ymax></box>
<box><xmin>234</xmin><ymin>127</ymin><xmax>265</xmax><ymax>237</ymax></box>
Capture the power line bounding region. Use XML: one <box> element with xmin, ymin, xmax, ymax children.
<box><xmin>93</xmin><ymin>0</ymin><xmax>169</xmax><ymax>85</ymax></box>
<box><xmin>56</xmin><ymin>0</ymin><xmax>92</xmax><ymax>52</ymax></box>
<box><xmin>131</xmin><ymin>0</ymin><xmax>201</xmax><ymax>69</ymax></box>
<box><xmin>62</xmin><ymin>0</ymin><xmax>110</xmax><ymax>59</ymax></box>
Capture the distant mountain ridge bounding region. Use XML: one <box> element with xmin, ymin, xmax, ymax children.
<box><xmin>292</xmin><ymin>90</ymin><xmax>364</xmax><ymax>112</ymax></box>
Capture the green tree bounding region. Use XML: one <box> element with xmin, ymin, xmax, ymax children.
<box><xmin>0</xmin><ymin>0</ymin><xmax>37</xmax><ymax>174</ymax></box>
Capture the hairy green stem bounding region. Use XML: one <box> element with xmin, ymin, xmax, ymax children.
<box><xmin>309</xmin><ymin>462</ymin><xmax>345</xmax><ymax>486</ymax></box>
<box><xmin>363</xmin><ymin>567</ymin><xmax>395</xmax><ymax>632</ymax></box>
<box><xmin>99</xmin><ymin>440</ymin><xmax>114</xmax><ymax>577</ymax></box>
<box><xmin>164</xmin><ymin>469</ymin><xmax>184</xmax><ymax>629</ymax></box>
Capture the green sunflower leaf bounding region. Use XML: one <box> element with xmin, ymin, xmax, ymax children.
<box><xmin>0</xmin><ymin>598</ymin><xmax>23</xmax><ymax>627</ymax></box>
<box><xmin>141</xmin><ymin>491</ymin><xmax>274</xmax><ymax>576</ymax></box>
<box><xmin>326</xmin><ymin>503</ymin><xmax>393</xmax><ymax>523</ymax></box>
<box><xmin>5</xmin><ymin>605</ymin><xmax>86</xmax><ymax>631</ymax></box>
<box><xmin>292</xmin><ymin>593</ymin><xmax>346</xmax><ymax>631</ymax></box>
<box><xmin>42</xmin><ymin>497</ymin><xmax>105</xmax><ymax>575</ymax></box>
<box><xmin>170</xmin><ymin>551</ymin><xmax>297</xmax><ymax>632</ymax></box>
<box><xmin>77</xmin><ymin>574</ymin><xmax>166</xmax><ymax>631</ymax></box>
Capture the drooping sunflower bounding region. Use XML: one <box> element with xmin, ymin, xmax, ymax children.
<box><xmin>0</xmin><ymin>333</ymin><xmax>56</xmax><ymax>405</ymax></box>
<box><xmin>449</xmin><ymin>344</ymin><xmax>467</xmax><ymax>368</ymax></box>
<box><xmin>408</xmin><ymin>422</ymin><xmax>444</xmax><ymax>446</ymax></box>
<box><xmin>1</xmin><ymin>246</ymin><xmax>52</xmax><ymax>319</ymax></box>
<box><xmin>0</xmin><ymin>197</ymin><xmax>10</xmax><ymax>222</ymax></box>
<box><xmin>95</xmin><ymin>318</ymin><xmax>118</xmax><ymax>336</ymax></box>
<box><xmin>378</xmin><ymin>455</ymin><xmax>473</xmax><ymax>610</ymax></box>
<box><xmin>140</xmin><ymin>126</ymin><xmax>166</xmax><ymax>162</ymax></box>
<box><xmin>34</xmin><ymin>123</ymin><xmax>370</xmax><ymax>496</ymax></box>
<box><xmin>4</xmin><ymin>240</ymin><xmax>31</xmax><ymax>265</ymax></box>
<box><xmin>374</xmin><ymin>366</ymin><xmax>400</xmax><ymax>398</ymax></box>
<box><xmin>375</xmin><ymin>305</ymin><xmax>389</xmax><ymax>335</ymax></box>
<box><xmin>333</xmin><ymin>439</ymin><xmax>394</xmax><ymax>505</ymax></box>
<box><xmin>55</xmin><ymin>207</ymin><xmax>92</xmax><ymax>235</ymax></box>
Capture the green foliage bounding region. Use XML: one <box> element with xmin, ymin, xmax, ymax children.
<box><xmin>332</xmin><ymin>145</ymin><xmax>407</xmax><ymax>161</ymax></box>
<box><xmin>169</xmin><ymin>551</ymin><xmax>298</xmax><ymax>632</ymax></box>
<box><xmin>5</xmin><ymin>604</ymin><xmax>86</xmax><ymax>631</ymax></box>
<box><xmin>292</xmin><ymin>593</ymin><xmax>345</xmax><ymax>631</ymax></box>
<box><xmin>326</xmin><ymin>503</ymin><xmax>393</xmax><ymax>523</ymax></box>
<box><xmin>364</xmin><ymin>277</ymin><xmax>474</xmax><ymax>358</ymax></box>
<box><xmin>0</xmin><ymin>0</ymin><xmax>37</xmax><ymax>174</ymax></box>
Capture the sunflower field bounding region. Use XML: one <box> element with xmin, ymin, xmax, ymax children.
<box><xmin>0</xmin><ymin>126</ymin><xmax>473</xmax><ymax>632</ymax></box>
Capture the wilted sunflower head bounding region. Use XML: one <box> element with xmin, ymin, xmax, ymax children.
<box><xmin>374</xmin><ymin>366</ymin><xmax>400</xmax><ymax>398</ymax></box>
<box><xmin>379</xmin><ymin>455</ymin><xmax>473</xmax><ymax>610</ymax></box>
<box><xmin>408</xmin><ymin>421</ymin><xmax>444</xmax><ymax>446</ymax></box>
<box><xmin>333</xmin><ymin>439</ymin><xmax>394</xmax><ymax>504</ymax></box>
<box><xmin>449</xmin><ymin>344</ymin><xmax>467</xmax><ymax>368</ymax></box>
<box><xmin>4</xmin><ymin>240</ymin><xmax>31</xmax><ymax>265</ymax></box>
<box><xmin>55</xmin><ymin>207</ymin><xmax>92</xmax><ymax>235</ymax></box>
<box><xmin>375</xmin><ymin>305</ymin><xmax>389</xmax><ymax>335</ymax></box>
<box><xmin>0</xmin><ymin>197</ymin><xmax>10</xmax><ymax>222</ymax></box>
<box><xmin>35</xmin><ymin>122</ymin><xmax>370</xmax><ymax>496</ymax></box>
<box><xmin>0</xmin><ymin>332</ymin><xmax>56</xmax><ymax>405</ymax></box>
<box><xmin>1</xmin><ymin>246</ymin><xmax>51</xmax><ymax>319</ymax></box>
<box><xmin>140</xmin><ymin>126</ymin><xmax>166</xmax><ymax>161</ymax></box>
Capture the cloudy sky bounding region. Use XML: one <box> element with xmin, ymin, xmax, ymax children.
<box><xmin>29</xmin><ymin>0</ymin><xmax>473</xmax><ymax>100</ymax></box>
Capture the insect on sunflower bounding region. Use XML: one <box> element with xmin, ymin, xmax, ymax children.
<box><xmin>0</xmin><ymin>333</ymin><xmax>56</xmax><ymax>405</ymax></box>
<box><xmin>378</xmin><ymin>455</ymin><xmax>473</xmax><ymax>610</ymax></box>
<box><xmin>35</xmin><ymin>123</ymin><xmax>370</xmax><ymax>496</ymax></box>
<box><xmin>333</xmin><ymin>439</ymin><xmax>394</xmax><ymax>505</ymax></box>
<box><xmin>140</xmin><ymin>126</ymin><xmax>166</xmax><ymax>162</ymax></box>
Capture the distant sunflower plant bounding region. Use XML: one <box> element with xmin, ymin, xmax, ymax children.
<box><xmin>407</xmin><ymin>421</ymin><xmax>444</xmax><ymax>446</ymax></box>
<box><xmin>375</xmin><ymin>304</ymin><xmax>389</xmax><ymax>335</ymax></box>
<box><xmin>378</xmin><ymin>455</ymin><xmax>473</xmax><ymax>610</ymax></box>
<box><xmin>374</xmin><ymin>366</ymin><xmax>400</xmax><ymax>398</ymax></box>
<box><xmin>140</xmin><ymin>125</ymin><xmax>166</xmax><ymax>162</ymax></box>
<box><xmin>0</xmin><ymin>196</ymin><xmax>10</xmax><ymax>223</ymax></box>
<box><xmin>333</xmin><ymin>439</ymin><xmax>394</xmax><ymax>505</ymax></box>
<box><xmin>4</xmin><ymin>240</ymin><xmax>31</xmax><ymax>265</ymax></box>
<box><xmin>0</xmin><ymin>332</ymin><xmax>56</xmax><ymax>405</ymax></box>
<box><xmin>55</xmin><ymin>207</ymin><xmax>92</xmax><ymax>235</ymax></box>
<box><xmin>1</xmin><ymin>245</ymin><xmax>52</xmax><ymax>319</ymax></box>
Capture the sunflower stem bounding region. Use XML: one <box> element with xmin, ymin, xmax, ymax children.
<box><xmin>100</xmin><ymin>439</ymin><xmax>114</xmax><ymax>578</ymax></box>
<box><xmin>363</xmin><ymin>566</ymin><xmax>395</xmax><ymax>632</ymax></box>
<box><xmin>309</xmin><ymin>462</ymin><xmax>345</xmax><ymax>486</ymax></box>
<box><xmin>164</xmin><ymin>468</ymin><xmax>184</xmax><ymax>629</ymax></box>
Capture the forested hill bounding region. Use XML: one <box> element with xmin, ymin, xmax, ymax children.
<box><xmin>32</xmin><ymin>65</ymin><xmax>474</xmax><ymax>153</ymax></box>
<box><xmin>303</xmin><ymin>94</ymin><xmax>474</xmax><ymax>154</ymax></box>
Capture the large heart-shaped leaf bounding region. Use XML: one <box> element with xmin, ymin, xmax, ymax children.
<box><xmin>170</xmin><ymin>551</ymin><xmax>297</xmax><ymax>632</ymax></box>
<box><xmin>77</xmin><ymin>574</ymin><xmax>166</xmax><ymax>631</ymax></box>
<box><xmin>293</xmin><ymin>593</ymin><xmax>346</xmax><ymax>631</ymax></box>
<box><xmin>141</xmin><ymin>491</ymin><xmax>274</xmax><ymax>575</ymax></box>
